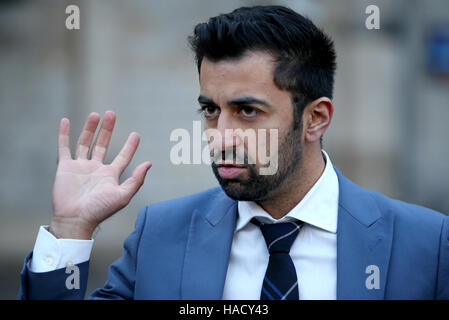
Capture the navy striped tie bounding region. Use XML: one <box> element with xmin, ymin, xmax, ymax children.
<box><xmin>252</xmin><ymin>218</ymin><xmax>303</xmax><ymax>300</ymax></box>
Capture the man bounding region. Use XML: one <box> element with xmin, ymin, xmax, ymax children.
<box><xmin>19</xmin><ymin>5</ymin><xmax>449</xmax><ymax>300</ymax></box>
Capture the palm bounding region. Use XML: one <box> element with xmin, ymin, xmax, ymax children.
<box><xmin>53</xmin><ymin>160</ymin><xmax>123</xmax><ymax>224</ymax></box>
<box><xmin>51</xmin><ymin>111</ymin><xmax>152</xmax><ymax>239</ymax></box>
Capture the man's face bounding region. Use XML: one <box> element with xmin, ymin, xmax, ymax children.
<box><xmin>199</xmin><ymin>51</ymin><xmax>303</xmax><ymax>201</ymax></box>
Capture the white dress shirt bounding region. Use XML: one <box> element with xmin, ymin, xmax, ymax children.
<box><xmin>222</xmin><ymin>150</ymin><xmax>339</xmax><ymax>299</ymax></box>
<box><xmin>30</xmin><ymin>225</ymin><xmax>93</xmax><ymax>272</ymax></box>
<box><xmin>30</xmin><ymin>150</ymin><xmax>339</xmax><ymax>299</ymax></box>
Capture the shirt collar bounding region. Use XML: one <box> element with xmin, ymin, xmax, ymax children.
<box><xmin>236</xmin><ymin>150</ymin><xmax>339</xmax><ymax>234</ymax></box>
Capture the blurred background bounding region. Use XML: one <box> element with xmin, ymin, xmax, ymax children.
<box><xmin>1</xmin><ymin>0</ymin><xmax>448</xmax><ymax>299</ymax></box>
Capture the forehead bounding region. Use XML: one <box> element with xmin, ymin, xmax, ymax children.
<box><xmin>199</xmin><ymin>51</ymin><xmax>283</xmax><ymax>100</ymax></box>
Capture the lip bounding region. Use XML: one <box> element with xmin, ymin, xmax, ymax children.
<box><xmin>217</xmin><ymin>165</ymin><xmax>246</xmax><ymax>179</ymax></box>
<box><xmin>215</xmin><ymin>162</ymin><xmax>246</xmax><ymax>167</ymax></box>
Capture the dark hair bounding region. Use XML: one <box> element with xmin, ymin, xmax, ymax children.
<box><xmin>188</xmin><ymin>5</ymin><xmax>336</xmax><ymax>143</ymax></box>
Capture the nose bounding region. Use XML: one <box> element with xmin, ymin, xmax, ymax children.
<box><xmin>207</xmin><ymin>111</ymin><xmax>243</xmax><ymax>153</ymax></box>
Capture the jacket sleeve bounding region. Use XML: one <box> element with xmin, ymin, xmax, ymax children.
<box><xmin>88</xmin><ymin>206</ymin><xmax>148</xmax><ymax>300</ymax></box>
<box><xmin>436</xmin><ymin>214</ymin><xmax>449</xmax><ymax>299</ymax></box>
<box><xmin>18</xmin><ymin>206</ymin><xmax>148</xmax><ymax>300</ymax></box>
<box><xmin>18</xmin><ymin>252</ymin><xmax>90</xmax><ymax>300</ymax></box>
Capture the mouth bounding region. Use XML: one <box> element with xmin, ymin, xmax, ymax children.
<box><xmin>216</xmin><ymin>163</ymin><xmax>247</xmax><ymax>179</ymax></box>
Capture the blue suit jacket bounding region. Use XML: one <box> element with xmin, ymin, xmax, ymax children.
<box><xmin>18</xmin><ymin>168</ymin><xmax>449</xmax><ymax>299</ymax></box>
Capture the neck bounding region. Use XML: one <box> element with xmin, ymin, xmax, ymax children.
<box><xmin>257</xmin><ymin>148</ymin><xmax>326</xmax><ymax>219</ymax></box>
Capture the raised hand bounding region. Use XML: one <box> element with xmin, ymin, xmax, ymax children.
<box><xmin>49</xmin><ymin>111</ymin><xmax>152</xmax><ymax>239</ymax></box>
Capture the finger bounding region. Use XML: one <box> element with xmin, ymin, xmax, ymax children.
<box><xmin>120</xmin><ymin>161</ymin><xmax>152</xmax><ymax>201</ymax></box>
<box><xmin>111</xmin><ymin>132</ymin><xmax>141</xmax><ymax>175</ymax></box>
<box><xmin>58</xmin><ymin>118</ymin><xmax>71</xmax><ymax>162</ymax></box>
<box><xmin>90</xmin><ymin>110</ymin><xmax>116</xmax><ymax>162</ymax></box>
<box><xmin>75</xmin><ymin>112</ymin><xmax>101</xmax><ymax>159</ymax></box>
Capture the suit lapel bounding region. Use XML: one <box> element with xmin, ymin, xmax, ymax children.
<box><xmin>181</xmin><ymin>191</ymin><xmax>237</xmax><ymax>299</ymax></box>
<box><xmin>335</xmin><ymin>168</ymin><xmax>394</xmax><ymax>299</ymax></box>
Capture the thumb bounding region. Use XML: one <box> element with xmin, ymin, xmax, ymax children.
<box><xmin>120</xmin><ymin>161</ymin><xmax>152</xmax><ymax>200</ymax></box>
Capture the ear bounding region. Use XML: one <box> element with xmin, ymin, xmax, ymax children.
<box><xmin>303</xmin><ymin>97</ymin><xmax>334</xmax><ymax>144</ymax></box>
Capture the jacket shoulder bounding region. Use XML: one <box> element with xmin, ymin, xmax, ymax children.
<box><xmin>335</xmin><ymin>166</ymin><xmax>447</xmax><ymax>230</ymax></box>
<box><xmin>369</xmin><ymin>188</ymin><xmax>446</xmax><ymax>227</ymax></box>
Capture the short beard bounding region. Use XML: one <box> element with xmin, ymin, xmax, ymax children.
<box><xmin>211</xmin><ymin>119</ymin><xmax>303</xmax><ymax>202</ymax></box>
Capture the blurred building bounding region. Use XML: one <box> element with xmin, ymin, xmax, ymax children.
<box><xmin>0</xmin><ymin>0</ymin><xmax>448</xmax><ymax>299</ymax></box>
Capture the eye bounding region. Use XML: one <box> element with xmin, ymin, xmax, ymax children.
<box><xmin>239</xmin><ymin>106</ymin><xmax>259</xmax><ymax>118</ymax></box>
<box><xmin>198</xmin><ymin>105</ymin><xmax>220</xmax><ymax>119</ymax></box>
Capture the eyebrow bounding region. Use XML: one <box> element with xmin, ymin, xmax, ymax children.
<box><xmin>228</xmin><ymin>96</ymin><xmax>273</xmax><ymax>108</ymax></box>
<box><xmin>198</xmin><ymin>95</ymin><xmax>217</xmax><ymax>106</ymax></box>
<box><xmin>198</xmin><ymin>95</ymin><xmax>272</xmax><ymax>108</ymax></box>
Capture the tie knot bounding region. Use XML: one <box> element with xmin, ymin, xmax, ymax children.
<box><xmin>251</xmin><ymin>218</ymin><xmax>303</xmax><ymax>254</ymax></box>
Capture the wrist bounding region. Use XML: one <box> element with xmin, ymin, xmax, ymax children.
<box><xmin>49</xmin><ymin>218</ymin><xmax>96</xmax><ymax>240</ymax></box>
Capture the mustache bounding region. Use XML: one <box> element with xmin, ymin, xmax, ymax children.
<box><xmin>210</xmin><ymin>149</ymin><xmax>254</xmax><ymax>165</ymax></box>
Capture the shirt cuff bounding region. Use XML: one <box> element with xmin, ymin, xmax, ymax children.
<box><xmin>30</xmin><ymin>225</ymin><xmax>94</xmax><ymax>273</ymax></box>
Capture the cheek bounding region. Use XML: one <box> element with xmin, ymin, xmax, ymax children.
<box><xmin>242</xmin><ymin>129</ymin><xmax>278</xmax><ymax>166</ymax></box>
<box><xmin>204</xmin><ymin>128</ymin><xmax>222</xmax><ymax>154</ymax></box>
